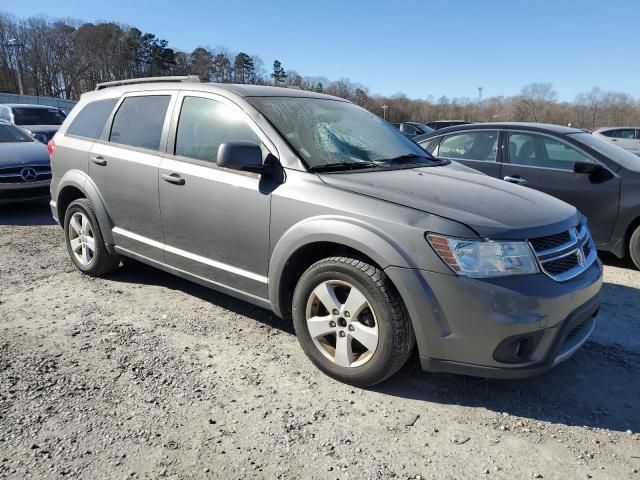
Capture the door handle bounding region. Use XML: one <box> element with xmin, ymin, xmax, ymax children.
<box><xmin>90</xmin><ymin>155</ymin><xmax>107</xmax><ymax>166</ymax></box>
<box><xmin>161</xmin><ymin>173</ymin><xmax>185</xmax><ymax>185</ymax></box>
<box><xmin>503</xmin><ymin>175</ymin><xmax>528</xmax><ymax>185</ymax></box>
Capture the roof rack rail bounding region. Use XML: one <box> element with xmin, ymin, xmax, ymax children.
<box><xmin>95</xmin><ymin>75</ymin><xmax>202</xmax><ymax>91</ymax></box>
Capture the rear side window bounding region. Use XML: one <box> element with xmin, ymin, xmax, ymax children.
<box><xmin>602</xmin><ymin>128</ymin><xmax>635</xmax><ymax>139</ymax></box>
<box><xmin>66</xmin><ymin>99</ymin><xmax>118</xmax><ymax>139</ymax></box>
<box><xmin>109</xmin><ymin>95</ymin><xmax>171</xmax><ymax>151</ymax></box>
<box><xmin>174</xmin><ymin>96</ymin><xmax>260</xmax><ymax>163</ymax></box>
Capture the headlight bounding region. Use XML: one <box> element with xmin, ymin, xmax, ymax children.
<box><xmin>427</xmin><ymin>234</ymin><xmax>539</xmax><ymax>278</ymax></box>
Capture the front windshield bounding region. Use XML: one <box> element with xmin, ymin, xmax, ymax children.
<box><xmin>12</xmin><ymin>107</ymin><xmax>66</xmax><ymax>126</ymax></box>
<box><xmin>0</xmin><ymin>124</ymin><xmax>33</xmax><ymax>143</ymax></box>
<box><xmin>250</xmin><ymin>97</ymin><xmax>436</xmax><ymax>170</ymax></box>
<box><xmin>570</xmin><ymin>132</ymin><xmax>640</xmax><ymax>172</ymax></box>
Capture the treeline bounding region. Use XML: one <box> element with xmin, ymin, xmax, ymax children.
<box><xmin>1</xmin><ymin>12</ymin><xmax>639</xmax><ymax>128</ymax></box>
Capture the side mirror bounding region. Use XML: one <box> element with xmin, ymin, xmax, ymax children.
<box><xmin>573</xmin><ymin>161</ymin><xmax>600</xmax><ymax>175</ymax></box>
<box><xmin>574</xmin><ymin>161</ymin><xmax>613</xmax><ymax>184</ymax></box>
<box><xmin>217</xmin><ymin>142</ymin><xmax>264</xmax><ymax>174</ymax></box>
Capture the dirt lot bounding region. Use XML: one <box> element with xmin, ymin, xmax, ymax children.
<box><xmin>1</xmin><ymin>203</ymin><xmax>639</xmax><ymax>480</ymax></box>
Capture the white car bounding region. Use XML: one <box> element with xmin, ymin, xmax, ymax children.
<box><xmin>591</xmin><ymin>127</ymin><xmax>640</xmax><ymax>152</ymax></box>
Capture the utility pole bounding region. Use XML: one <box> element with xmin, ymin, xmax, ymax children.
<box><xmin>381</xmin><ymin>104</ymin><xmax>388</xmax><ymax>120</ymax></box>
<box><xmin>5</xmin><ymin>38</ymin><xmax>24</xmax><ymax>95</ymax></box>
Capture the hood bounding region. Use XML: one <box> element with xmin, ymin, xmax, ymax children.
<box><xmin>319</xmin><ymin>163</ymin><xmax>578</xmax><ymax>239</ymax></box>
<box><xmin>0</xmin><ymin>141</ymin><xmax>50</xmax><ymax>167</ymax></box>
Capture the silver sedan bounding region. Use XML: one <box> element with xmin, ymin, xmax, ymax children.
<box><xmin>0</xmin><ymin>121</ymin><xmax>51</xmax><ymax>204</ymax></box>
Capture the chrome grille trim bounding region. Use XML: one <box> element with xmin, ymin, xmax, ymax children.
<box><xmin>529</xmin><ymin>225</ymin><xmax>597</xmax><ymax>282</ymax></box>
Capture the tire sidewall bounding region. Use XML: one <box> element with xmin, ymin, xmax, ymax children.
<box><xmin>631</xmin><ymin>226</ymin><xmax>640</xmax><ymax>270</ymax></box>
<box><xmin>292</xmin><ymin>261</ymin><xmax>397</xmax><ymax>385</ymax></box>
<box><xmin>63</xmin><ymin>200</ymin><xmax>105</xmax><ymax>274</ymax></box>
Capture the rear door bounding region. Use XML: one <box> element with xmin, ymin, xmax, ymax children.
<box><xmin>89</xmin><ymin>91</ymin><xmax>176</xmax><ymax>262</ymax></box>
<box><xmin>432</xmin><ymin>130</ymin><xmax>502</xmax><ymax>176</ymax></box>
<box><xmin>501</xmin><ymin>131</ymin><xmax>620</xmax><ymax>244</ymax></box>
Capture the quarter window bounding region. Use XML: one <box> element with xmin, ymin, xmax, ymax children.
<box><xmin>437</xmin><ymin>131</ymin><xmax>498</xmax><ymax>161</ymax></box>
<box><xmin>508</xmin><ymin>133</ymin><xmax>592</xmax><ymax>171</ymax></box>
<box><xmin>174</xmin><ymin>96</ymin><xmax>260</xmax><ymax>163</ymax></box>
<box><xmin>67</xmin><ymin>99</ymin><xmax>118</xmax><ymax>139</ymax></box>
<box><xmin>0</xmin><ymin>107</ymin><xmax>10</xmax><ymax>122</ymax></box>
<box><xmin>109</xmin><ymin>95</ymin><xmax>171</xmax><ymax>151</ymax></box>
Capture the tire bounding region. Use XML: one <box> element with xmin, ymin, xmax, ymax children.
<box><xmin>63</xmin><ymin>198</ymin><xmax>120</xmax><ymax>276</ymax></box>
<box><xmin>292</xmin><ymin>257</ymin><xmax>415</xmax><ymax>387</ymax></box>
<box><xmin>630</xmin><ymin>225</ymin><xmax>640</xmax><ymax>270</ymax></box>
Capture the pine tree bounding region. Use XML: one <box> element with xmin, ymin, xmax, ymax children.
<box><xmin>270</xmin><ymin>60</ymin><xmax>287</xmax><ymax>86</ymax></box>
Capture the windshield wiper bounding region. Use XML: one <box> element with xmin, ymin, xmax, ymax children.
<box><xmin>308</xmin><ymin>161</ymin><xmax>381</xmax><ymax>173</ymax></box>
<box><xmin>385</xmin><ymin>153</ymin><xmax>432</xmax><ymax>164</ymax></box>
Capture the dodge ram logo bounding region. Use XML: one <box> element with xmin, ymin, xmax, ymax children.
<box><xmin>20</xmin><ymin>167</ymin><xmax>37</xmax><ymax>182</ymax></box>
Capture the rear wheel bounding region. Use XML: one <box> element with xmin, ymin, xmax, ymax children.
<box><xmin>630</xmin><ymin>225</ymin><xmax>640</xmax><ymax>270</ymax></box>
<box><xmin>64</xmin><ymin>198</ymin><xmax>120</xmax><ymax>276</ymax></box>
<box><xmin>292</xmin><ymin>257</ymin><xmax>415</xmax><ymax>387</ymax></box>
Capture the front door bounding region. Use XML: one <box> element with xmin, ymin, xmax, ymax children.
<box><xmin>502</xmin><ymin>131</ymin><xmax>621</xmax><ymax>245</ymax></box>
<box><xmin>433</xmin><ymin>130</ymin><xmax>502</xmax><ymax>177</ymax></box>
<box><xmin>88</xmin><ymin>92</ymin><xmax>174</xmax><ymax>261</ymax></box>
<box><xmin>159</xmin><ymin>93</ymin><xmax>274</xmax><ymax>298</ymax></box>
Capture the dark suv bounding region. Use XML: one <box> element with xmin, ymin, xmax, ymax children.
<box><xmin>49</xmin><ymin>78</ymin><xmax>602</xmax><ymax>386</ymax></box>
<box><xmin>416</xmin><ymin>122</ymin><xmax>640</xmax><ymax>269</ymax></box>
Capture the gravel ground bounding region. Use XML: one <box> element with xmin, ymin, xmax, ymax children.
<box><xmin>1</xmin><ymin>202</ymin><xmax>639</xmax><ymax>480</ymax></box>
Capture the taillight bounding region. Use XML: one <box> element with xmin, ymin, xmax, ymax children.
<box><xmin>47</xmin><ymin>139</ymin><xmax>55</xmax><ymax>160</ymax></box>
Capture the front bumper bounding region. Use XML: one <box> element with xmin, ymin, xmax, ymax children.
<box><xmin>385</xmin><ymin>258</ymin><xmax>603</xmax><ymax>379</ymax></box>
<box><xmin>0</xmin><ymin>180</ymin><xmax>51</xmax><ymax>204</ymax></box>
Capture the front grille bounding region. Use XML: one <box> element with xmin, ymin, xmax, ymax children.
<box><xmin>543</xmin><ymin>252</ymin><xmax>580</xmax><ymax>275</ymax></box>
<box><xmin>529</xmin><ymin>224</ymin><xmax>596</xmax><ymax>282</ymax></box>
<box><xmin>0</xmin><ymin>165</ymin><xmax>51</xmax><ymax>184</ymax></box>
<box><xmin>529</xmin><ymin>231</ymin><xmax>571</xmax><ymax>253</ymax></box>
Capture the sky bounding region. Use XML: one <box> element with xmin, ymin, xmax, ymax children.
<box><xmin>5</xmin><ymin>0</ymin><xmax>640</xmax><ymax>101</ymax></box>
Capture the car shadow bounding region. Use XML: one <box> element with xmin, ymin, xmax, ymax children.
<box><xmin>0</xmin><ymin>201</ymin><xmax>55</xmax><ymax>226</ymax></box>
<box><xmin>106</xmin><ymin>259</ymin><xmax>294</xmax><ymax>335</ymax></box>
<box><xmin>108</xmin><ymin>260</ymin><xmax>639</xmax><ymax>433</ymax></box>
<box><xmin>373</xmin><ymin>280</ymin><xmax>640</xmax><ymax>434</ymax></box>
<box><xmin>599</xmin><ymin>251</ymin><xmax>635</xmax><ymax>269</ymax></box>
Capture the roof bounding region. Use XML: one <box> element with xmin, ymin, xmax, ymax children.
<box><xmin>414</xmin><ymin>122</ymin><xmax>585</xmax><ymax>142</ymax></box>
<box><xmin>82</xmin><ymin>81</ymin><xmax>345</xmax><ymax>103</ymax></box>
<box><xmin>1</xmin><ymin>103</ymin><xmax>66</xmax><ymax>109</ymax></box>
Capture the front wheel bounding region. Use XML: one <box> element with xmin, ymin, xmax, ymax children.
<box><xmin>292</xmin><ymin>257</ymin><xmax>415</xmax><ymax>387</ymax></box>
<box><xmin>630</xmin><ymin>225</ymin><xmax>640</xmax><ymax>270</ymax></box>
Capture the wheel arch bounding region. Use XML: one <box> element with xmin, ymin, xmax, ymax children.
<box><xmin>268</xmin><ymin>217</ymin><xmax>413</xmax><ymax>319</ymax></box>
<box><xmin>55</xmin><ymin>170</ymin><xmax>115</xmax><ymax>245</ymax></box>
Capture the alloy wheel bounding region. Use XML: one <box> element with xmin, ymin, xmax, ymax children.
<box><xmin>305</xmin><ymin>280</ymin><xmax>379</xmax><ymax>368</ymax></box>
<box><xmin>68</xmin><ymin>212</ymin><xmax>96</xmax><ymax>266</ymax></box>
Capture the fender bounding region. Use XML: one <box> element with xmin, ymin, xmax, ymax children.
<box><xmin>55</xmin><ymin>169</ymin><xmax>115</xmax><ymax>245</ymax></box>
<box><xmin>268</xmin><ymin>215</ymin><xmax>416</xmax><ymax>317</ymax></box>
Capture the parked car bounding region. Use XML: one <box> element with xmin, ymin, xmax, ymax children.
<box><xmin>424</xmin><ymin>120</ymin><xmax>472</xmax><ymax>130</ymax></box>
<box><xmin>49</xmin><ymin>78</ymin><xmax>601</xmax><ymax>386</ymax></box>
<box><xmin>591</xmin><ymin>127</ymin><xmax>640</xmax><ymax>151</ymax></box>
<box><xmin>391</xmin><ymin>122</ymin><xmax>433</xmax><ymax>138</ymax></box>
<box><xmin>0</xmin><ymin>103</ymin><xmax>67</xmax><ymax>142</ymax></box>
<box><xmin>0</xmin><ymin>121</ymin><xmax>52</xmax><ymax>204</ymax></box>
<box><xmin>415</xmin><ymin>122</ymin><xmax>640</xmax><ymax>268</ymax></box>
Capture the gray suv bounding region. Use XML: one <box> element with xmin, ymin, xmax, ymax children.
<box><xmin>49</xmin><ymin>77</ymin><xmax>602</xmax><ymax>386</ymax></box>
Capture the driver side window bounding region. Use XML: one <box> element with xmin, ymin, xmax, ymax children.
<box><xmin>175</xmin><ymin>96</ymin><xmax>260</xmax><ymax>163</ymax></box>
<box><xmin>508</xmin><ymin>133</ymin><xmax>592</xmax><ymax>171</ymax></box>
